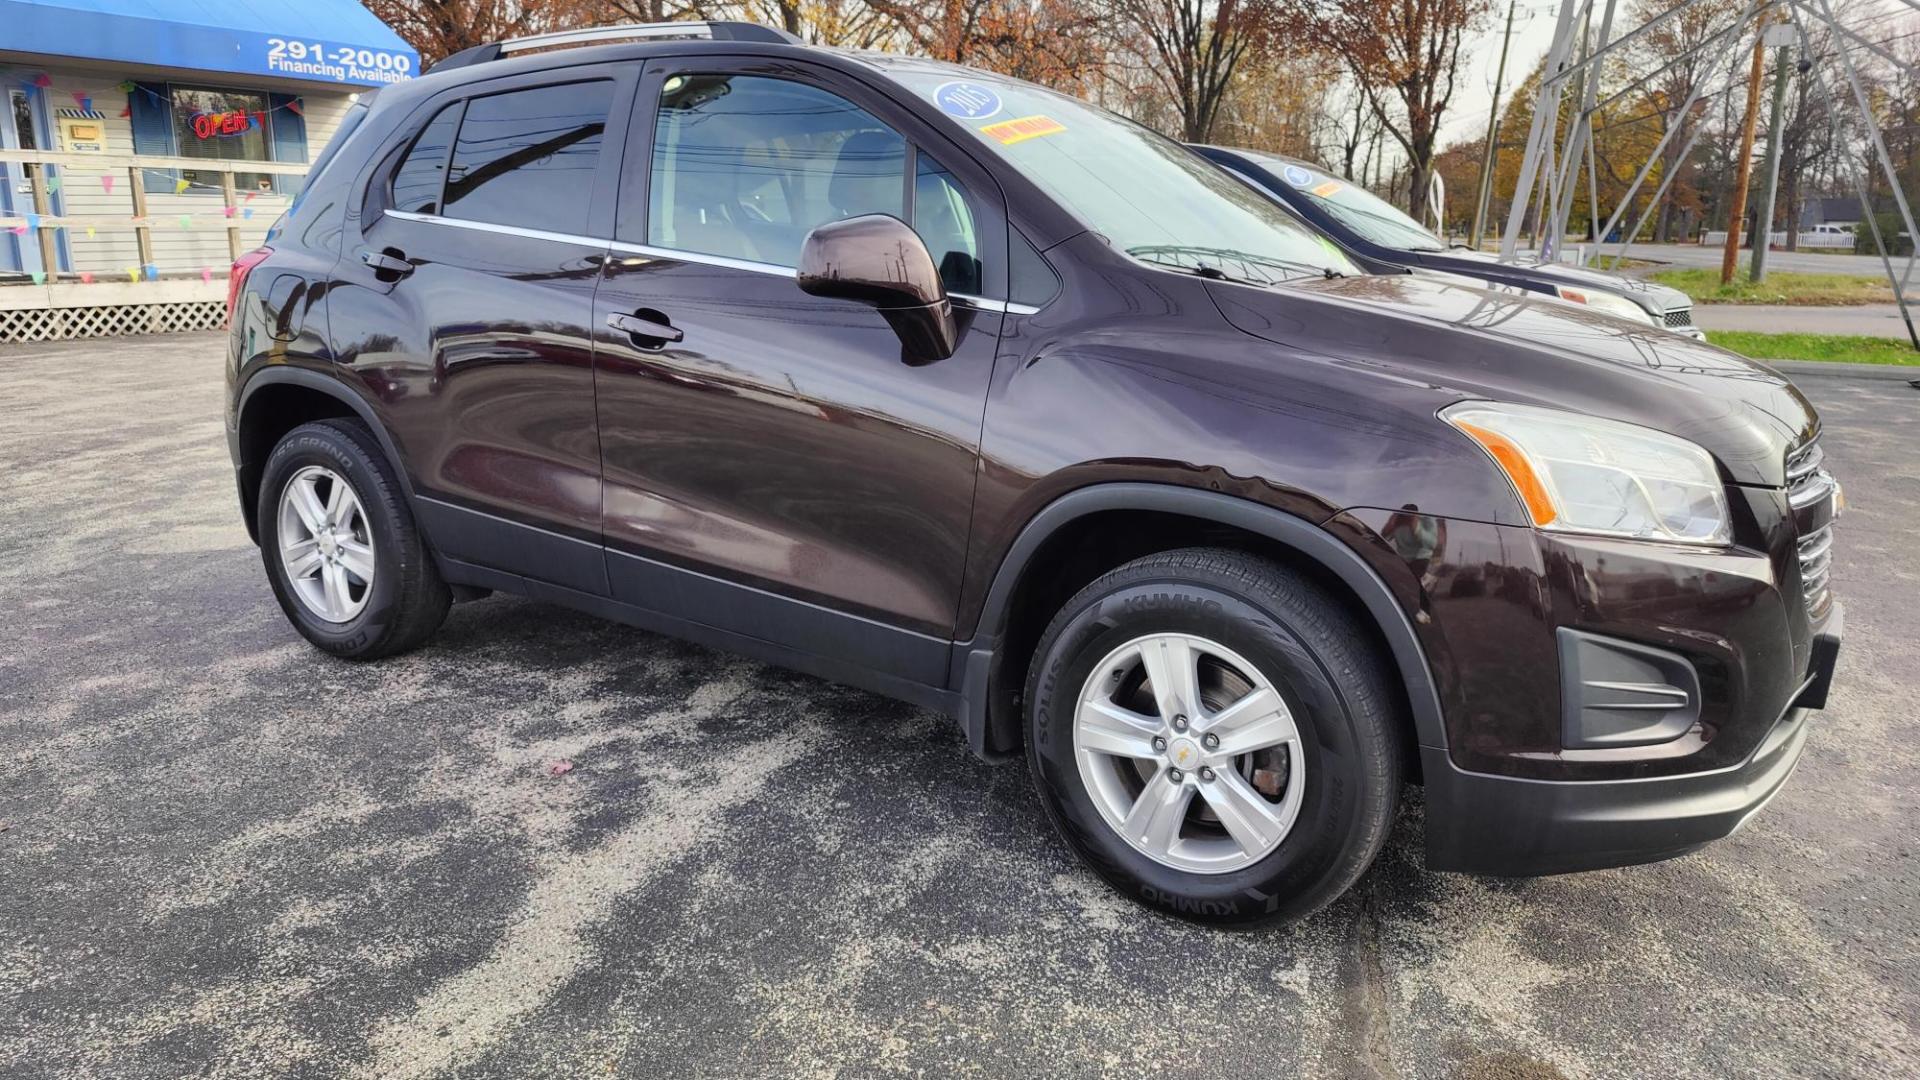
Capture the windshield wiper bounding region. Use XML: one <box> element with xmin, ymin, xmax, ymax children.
<box><xmin>1126</xmin><ymin>244</ymin><xmax>1343</xmax><ymax>284</ymax></box>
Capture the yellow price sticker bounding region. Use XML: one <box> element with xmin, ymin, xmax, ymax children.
<box><xmin>979</xmin><ymin>115</ymin><xmax>1065</xmax><ymax>145</ymax></box>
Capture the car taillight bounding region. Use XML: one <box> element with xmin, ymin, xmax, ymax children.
<box><xmin>227</xmin><ymin>247</ymin><xmax>273</xmax><ymax>328</ymax></box>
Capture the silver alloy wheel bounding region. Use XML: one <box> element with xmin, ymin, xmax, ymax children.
<box><xmin>277</xmin><ymin>465</ymin><xmax>375</xmax><ymax>623</ymax></box>
<box><xmin>1074</xmin><ymin>633</ymin><xmax>1306</xmax><ymax>874</ymax></box>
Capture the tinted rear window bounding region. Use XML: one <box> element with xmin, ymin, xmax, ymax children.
<box><xmin>391</xmin><ymin>102</ymin><xmax>461</xmax><ymax>215</ymax></box>
<box><xmin>444</xmin><ymin>81</ymin><xmax>612</xmax><ymax>235</ymax></box>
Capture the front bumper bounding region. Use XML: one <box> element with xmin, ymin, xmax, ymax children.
<box><xmin>1423</xmin><ymin>602</ymin><xmax>1842</xmax><ymax>876</ymax></box>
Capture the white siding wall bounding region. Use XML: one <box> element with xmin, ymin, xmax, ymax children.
<box><xmin>33</xmin><ymin>64</ymin><xmax>353</xmax><ymax>276</ymax></box>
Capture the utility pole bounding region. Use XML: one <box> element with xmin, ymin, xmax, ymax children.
<box><xmin>1470</xmin><ymin>0</ymin><xmax>1518</xmax><ymax>251</ymax></box>
<box><xmin>1750</xmin><ymin>26</ymin><xmax>1794</xmax><ymax>282</ymax></box>
<box><xmin>1721</xmin><ymin>29</ymin><xmax>1770</xmax><ymax>285</ymax></box>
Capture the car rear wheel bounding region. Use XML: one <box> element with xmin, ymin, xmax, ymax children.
<box><xmin>1025</xmin><ymin>547</ymin><xmax>1404</xmax><ymax>929</ymax></box>
<box><xmin>258</xmin><ymin>419</ymin><xmax>449</xmax><ymax>659</ymax></box>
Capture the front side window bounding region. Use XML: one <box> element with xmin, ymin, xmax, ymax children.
<box><xmin>443</xmin><ymin>81</ymin><xmax>611</xmax><ymax>235</ymax></box>
<box><xmin>886</xmin><ymin>69</ymin><xmax>1359</xmax><ymax>286</ymax></box>
<box><xmin>915</xmin><ymin>154</ymin><xmax>981</xmax><ymax>294</ymax></box>
<box><xmin>171</xmin><ymin>85</ymin><xmax>274</xmax><ymax>192</ymax></box>
<box><xmin>649</xmin><ymin>74</ymin><xmax>906</xmax><ymax>268</ymax></box>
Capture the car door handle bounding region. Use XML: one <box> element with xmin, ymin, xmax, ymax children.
<box><xmin>606</xmin><ymin>312</ymin><xmax>683</xmax><ymax>343</ymax></box>
<box><xmin>360</xmin><ymin>250</ymin><xmax>413</xmax><ymax>276</ymax></box>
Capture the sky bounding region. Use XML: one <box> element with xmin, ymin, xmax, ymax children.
<box><xmin>1436</xmin><ymin>0</ymin><xmax>1920</xmax><ymax>146</ymax></box>
<box><xmin>1441</xmin><ymin>0</ymin><xmax>1567</xmax><ymax>145</ymax></box>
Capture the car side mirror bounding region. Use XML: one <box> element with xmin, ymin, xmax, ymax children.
<box><xmin>798</xmin><ymin>214</ymin><xmax>959</xmax><ymax>362</ymax></box>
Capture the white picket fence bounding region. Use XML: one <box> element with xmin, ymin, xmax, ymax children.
<box><xmin>1699</xmin><ymin>229</ymin><xmax>1856</xmax><ymax>249</ymax></box>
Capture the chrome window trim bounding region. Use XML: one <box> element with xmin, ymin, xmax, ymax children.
<box><xmin>384</xmin><ymin>209</ymin><xmax>596</xmax><ymax>249</ymax></box>
<box><xmin>608</xmin><ymin>242</ymin><xmax>1037</xmax><ymax>313</ymax></box>
<box><xmin>607</xmin><ymin>239</ymin><xmax>796</xmax><ymax>279</ymax></box>
<box><xmin>382</xmin><ymin>212</ymin><xmax>1041</xmax><ymax>314</ymax></box>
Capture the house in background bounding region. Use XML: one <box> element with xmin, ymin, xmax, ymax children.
<box><xmin>1</xmin><ymin>0</ymin><xmax>416</xmax><ymax>340</ymax></box>
<box><xmin>1798</xmin><ymin>196</ymin><xmax>1863</xmax><ymax>230</ymax></box>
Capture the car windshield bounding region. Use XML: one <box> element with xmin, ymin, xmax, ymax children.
<box><xmin>886</xmin><ymin>70</ymin><xmax>1357</xmax><ymax>286</ymax></box>
<box><xmin>1235</xmin><ymin>152</ymin><xmax>1445</xmax><ymax>252</ymax></box>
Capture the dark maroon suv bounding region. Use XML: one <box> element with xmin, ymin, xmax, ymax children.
<box><xmin>225</xmin><ymin>21</ymin><xmax>1842</xmax><ymax>927</ymax></box>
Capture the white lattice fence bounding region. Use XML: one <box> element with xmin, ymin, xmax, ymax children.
<box><xmin>0</xmin><ymin>301</ymin><xmax>225</xmax><ymax>342</ymax></box>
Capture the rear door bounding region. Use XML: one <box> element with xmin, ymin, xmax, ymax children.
<box><xmin>592</xmin><ymin>57</ymin><xmax>1010</xmax><ymax>677</ymax></box>
<box><xmin>329</xmin><ymin>68</ymin><xmax>637</xmax><ymax>594</ymax></box>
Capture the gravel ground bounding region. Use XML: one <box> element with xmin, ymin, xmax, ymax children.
<box><xmin>2</xmin><ymin>333</ymin><xmax>1916</xmax><ymax>1079</ymax></box>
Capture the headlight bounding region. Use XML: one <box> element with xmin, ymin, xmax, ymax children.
<box><xmin>1555</xmin><ymin>285</ymin><xmax>1657</xmax><ymax>325</ymax></box>
<box><xmin>1442</xmin><ymin>402</ymin><xmax>1731</xmax><ymax>546</ymax></box>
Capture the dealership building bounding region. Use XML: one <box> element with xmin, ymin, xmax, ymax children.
<box><xmin>0</xmin><ymin>0</ymin><xmax>416</xmax><ymax>339</ymax></box>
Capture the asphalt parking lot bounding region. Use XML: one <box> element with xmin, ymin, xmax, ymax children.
<box><xmin>2</xmin><ymin>333</ymin><xmax>1916</xmax><ymax>1079</ymax></box>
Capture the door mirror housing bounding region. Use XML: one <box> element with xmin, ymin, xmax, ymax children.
<box><xmin>798</xmin><ymin>214</ymin><xmax>958</xmax><ymax>362</ymax></box>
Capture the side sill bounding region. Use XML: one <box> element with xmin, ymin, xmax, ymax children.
<box><xmin>414</xmin><ymin>497</ymin><xmax>607</xmax><ymax>596</ymax></box>
<box><xmin>439</xmin><ymin>556</ymin><xmax>962</xmax><ymax>719</ymax></box>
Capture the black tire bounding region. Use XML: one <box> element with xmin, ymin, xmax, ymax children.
<box><xmin>1025</xmin><ymin>547</ymin><xmax>1404</xmax><ymax>929</ymax></box>
<box><xmin>257</xmin><ymin>418</ymin><xmax>450</xmax><ymax>660</ymax></box>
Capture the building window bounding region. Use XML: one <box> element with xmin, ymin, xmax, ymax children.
<box><xmin>10</xmin><ymin>89</ymin><xmax>36</xmax><ymax>151</ymax></box>
<box><xmin>169</xmin><ymin>85</ymin><xmax>275</xmax><ymax>192</ymax></box>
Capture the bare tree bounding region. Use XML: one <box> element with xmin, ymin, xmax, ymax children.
<box><xmin>866</xmin><ymin>0</ymin><xmax>1108</xmax><ymax>84</ymax></box>
<box><xmin>1284</xmin><ymin>0</ymin><xmax>1488</xmax><ymax>218</ymax></box>
<box><xmin>360</xmin><ymin>0</ymin><xmax>600</xmax><ymax>63</ymax></box>
<box><xmin>1101</xmin><ymin>0</ymin><xmax>1286</xmax><ymax>143</ymax></box>
<box><xmin>1619</xmin><ymin>0</ymin><xmax>1743</xmax><ymax>241</ymax></box>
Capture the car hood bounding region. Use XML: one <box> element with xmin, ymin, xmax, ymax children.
<box><xmin>1434</xmin><ymin>250</ymin><xmax>1691</xmax><ymax>313</ymax></box>
<box><xmin>1207</xmin><ymin>273</ymin><xmax>1815</xmax><ymax>486</ymax></box>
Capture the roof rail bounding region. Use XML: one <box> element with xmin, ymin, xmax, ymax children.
<box><xmin>430</xmin><ymin>21</ymin><xmax>801</xmax><ymax>73</ymax></box>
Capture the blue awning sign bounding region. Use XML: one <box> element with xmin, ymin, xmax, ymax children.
<box><xmin>0</xmin><ymin>0</ymin><xmax>420</xmax><ymax>88</ymax></box>
<box><xmin>265</xmin><ymin>36</ymin><xmax>415</xmax><ymax>84</ymax></box>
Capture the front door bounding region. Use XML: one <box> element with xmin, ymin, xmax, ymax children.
<box><xmin>328</xmin><ymin>71</ymin><xmax>633</xmax><ymax>595</ymax></box>
<box><xmin>593</xmin><ymin>59</ymin><xmax>1009</xmax><ymax>680</ymax></box>
<box><xmin>2</xmin><ymin>87</ymin><xmax>45</xmax><ymax>278</ymax></box>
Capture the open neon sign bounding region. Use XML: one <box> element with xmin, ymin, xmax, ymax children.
<box><xmin>190</xmin><ymin>111</ymin><xmax>265</xmax><ymax>139</ymax></box>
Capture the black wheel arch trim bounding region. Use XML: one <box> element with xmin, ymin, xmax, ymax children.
<box><xmin>234</xmin><ymin>364</ymin><xmax>420</xmax><ymax>542</ymax></box>
<box><xmin>950</xmin><ymin>482</ymin><xmax>1448</xmax><ymax>758</ymax></box>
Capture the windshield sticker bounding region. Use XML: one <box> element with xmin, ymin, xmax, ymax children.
<box><xmin>933</xmin><ymin>81</ymin><xmax>1003</xmax><ymax>120</ymax></box>
<box><xmin>1312</xmin><ymin>180</ymin><xmax>1345</xmax><ymax>198</ymax></box>
<box><xmin>980</xmin><ymin>115</ymin><xmax>1065</xmax><ymax>145</ymax></box>
<box><xmin>1282</xmin><ymin>164</ymin><xmax>1315</xmax><ymax>188</ymax></box>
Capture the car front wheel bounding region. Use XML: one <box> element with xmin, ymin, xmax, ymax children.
<box><xmin>1025</xmin><ymin>548</ymin><xmax>1404</xmax><ymax>929</ymax></box>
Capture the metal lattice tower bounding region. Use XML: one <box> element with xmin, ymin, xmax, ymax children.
<box><xmin>1495</xmin><ymin>0</ymin><xmax>1918</xmax><ymax>349</ymax></box>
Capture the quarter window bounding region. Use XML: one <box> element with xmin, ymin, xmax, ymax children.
<box><xmin>648</xmin><ymin>74</ymin><xmax>906</xmax><ymax>267</ymax></box>
<box><xmin>442</xmin><ymin>81</ymin><xmax>612</xmax><ymax>235</ymax></box>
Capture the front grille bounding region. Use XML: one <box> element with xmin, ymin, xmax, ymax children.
<box><xmin>1786</xmin><ymin>439</ymin><xmax>1834</xmax><ymax>509</ymax></box>
<box><xmin>1787</xmin><ymin>438</ymin><xmax>1837</xmax><ymax>619</ymax></box>
<box><xmin>1798</xmin><ymin>525</ymin><xmax>1834</xmax><ymax>619</ymax></box>
<box><xmin>1662</xmin><ymin>307</ymin><xmax>1694</xmax><ymax>328</ymax></box>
